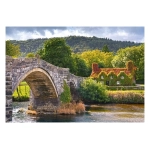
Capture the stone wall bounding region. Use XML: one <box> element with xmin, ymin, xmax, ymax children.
<box><xmin>6</xmin><ymin>56</ymin><xmax>13</xmax><ymax>122</ymax></box>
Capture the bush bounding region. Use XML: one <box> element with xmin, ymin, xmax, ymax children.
<box><xmin>79</xmin><ymin>78</ymin><xmax>108</xmax><ymax>103</ymax></box>
<box><xmin>60</xmin><ymin>80</ymin><xmax>72</xmax><ymax>104</ymax></box>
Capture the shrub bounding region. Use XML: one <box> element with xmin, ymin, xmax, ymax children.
<box><xmin>60</xmin><ymin>80</ymin><xmax>72</xmax><ymax>104</ymax></box>
<box><xmin>26</xmin><ymin>52</ymin><xmax>35</xmax><ymax>58</ymax></box>
<box><xmin>79</xmin><ymin>78</ymin><xmax>108</xmax><ymax>103</ymax></box>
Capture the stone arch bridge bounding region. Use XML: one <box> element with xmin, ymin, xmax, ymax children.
<box><xmin>6</xmin><ymin>56</ymin><xmax>85</xmax><ymax>122</ymax></box>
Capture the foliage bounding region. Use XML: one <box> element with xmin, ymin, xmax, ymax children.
<box><xmin>79</xmin><ymin>78</ymin><xmax>108</xmax><ymax>103</ymax></box>
<box><xmin>117</xmin><ymin>71</ymin><xmax>133</xmax><ymax>86</ymax></box>
<box><xmin>102</xmin><ymin>44</ymin><xmax>110</xmax><ymax>52</ymax></box>
<box><xmin>71</xmin><ymin>53</ymin><xmax>90</xmax><ymax>77</ymax></box>
<box><xmin>107</xmin><ymin>86</ymin><xmax>144</xmax><ymax>90</ymax></box>
<box><xmin>80</xmin><ymin>49</ymin><xmax>114</xmax><ymax>69</ymax></box>
<box><xmin>107</xmin><ymin>71</ymin><xmax>117</xmax><ymax>85</ymax></box>
<box><xmin>97</xmin><ymin>71</ymin><xmax>108</xmax><ymax>84</ymax></box>
<box><xmin>26</xmin><ymin>52</ymin><xmax>35</xmax><ymax>58</ymax></box>
<box><xmin>94</xmin><ymin>69</ymin><xmax>134</xmax><ymax>86</ymax></box>
<box><xmin>111</xmin><ymin>44</ymin><xmax>144</xmax><ymax>82</ymax></box>
<box><xmin>6</xmin><ymin>40</ymin><xmax>20</xmax><ymax>57</ymax></box>
<box><xmin>13</xmin><ymin>81</ymin><xmax>30</xmax><ymax>101</ymax></box>
<box><xmin>108</xmin><ymin>91</ymin><xmax>144</xmax><ymax>104</ymax></box>
<box><xmin>9</xmin><ymin>36</ymin><xmax>142</xmax><ymax>54</ymax></box>
<box><xmin>60</xmin><ymin>80</ymin><xmax>72</xmax><ymax>104</ymax></box>
<box><xmin>37</xmin><ymin>38</ymin><xmax>76</xmax><ymax>73</ymax></box>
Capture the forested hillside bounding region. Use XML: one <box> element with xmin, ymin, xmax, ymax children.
<box><xmin>10</xmin><ymin>36</ymin><xmax>142</xmax><ymax>55</ymax></box>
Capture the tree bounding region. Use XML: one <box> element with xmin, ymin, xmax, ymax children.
<box><xmin>80</xmin><ymin>49</ymin><xmax>114</xmax><ymax>69</ymax></box>
<box><xmin>72</xmin><ymin>54</ymin><xmax>90</xmax><ymax>77</ymax></box>
<box><xmin>111</xmin><ymin>44</ymin><xmax>144</xmax><ymax>82</ymax></box>
<box><xmin>60</xmin><ymin>80</ymin><xmax>72</xmax><ymax>103</ymax></box>
<box><xmin>102</xmin><ymin>45</ymin><xmax>110</xmax><ymax>52</ymax></box>
<box><xmin>37</xmin><ymin>38</ymin><xmax>75</xmax><ymax>73</ymax></box>
<box><xmin>26</xmin><ymin>52</ymin><xmax>35</xmax><ymax>58</ymax></box>
<box><xmin>6</xmin><ymin>40</ymin><xmax>20</xmax><ymax>57</ymax></box>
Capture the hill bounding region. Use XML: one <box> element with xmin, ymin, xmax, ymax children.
<box><xmin>10</xmin><ymin>36</ymin><xmax>142</xmax><ymax>55</ymax></box>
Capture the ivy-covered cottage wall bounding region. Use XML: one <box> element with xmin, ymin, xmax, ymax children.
<box><xmin>90</xmin><ymin>61</ymin><xmax>136</xmax><ymax>86</ymax></box>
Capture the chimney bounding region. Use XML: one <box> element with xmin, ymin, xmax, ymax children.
<box><xmin>92</xmin><ymin>63</ymin><xmax>99</xmax><ymax>72</ymax></box>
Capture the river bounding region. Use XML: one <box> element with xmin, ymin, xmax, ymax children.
<box><xmin>12</xmin><ymin>101</ymin><xmax>144</xmax><ymax>122</ymax></box>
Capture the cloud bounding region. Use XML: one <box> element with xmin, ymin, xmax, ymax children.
<box><xmin>5</xmin><ymin>26</ymin><xmax>144</xmax><ymax>42</ymax></box>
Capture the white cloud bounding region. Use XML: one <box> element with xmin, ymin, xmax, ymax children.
<box><xmin>6</xmin><ymin>29</ymin><xmax>92</xmax><ymax>40</ymax></box>
<box><xmin>5</xmin><ymin>27</ymin><xmax>144</xmax><ymax>43</ymax></box>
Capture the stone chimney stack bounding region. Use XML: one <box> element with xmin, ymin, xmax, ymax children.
<box><xmin>92</xmin><ymin>63</ymin><xmax>99</xmax><ymax>72</ymax></box>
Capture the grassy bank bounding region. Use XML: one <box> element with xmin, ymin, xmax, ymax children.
<box><xmin>13</xmin><ymin>81</ymin><xmax>30</xmax><ymax>101</ymax></box>
<box><xmin>107</xmin><ymin>90</ymin><xmax>144</xmax><ymax>104</ymax></box>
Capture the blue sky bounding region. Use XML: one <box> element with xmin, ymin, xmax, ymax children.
<box><xmin>6</xmin><ymin>26</ymin><xmax>144</xmax><ymax>43</ymax></box>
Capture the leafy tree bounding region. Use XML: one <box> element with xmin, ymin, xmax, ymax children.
<box><xmin>72</xmin><ymin>54</ymin><xmax>90</xmax><ymax>77</ymax></box>
<box><xmin>6</xmin><ymin>40</ymin><xmax>20</xmax><ymax>57</ymax></box>
<box><xmin>26</xmin><ymin>52</ymin><xmax>35</xmax><ymax>58</ymax></box>
<box><xmin>37</xmin><ymin>38</ymin><xmax>76</xmax><ymax>73</ymax></box>
<box><xmin>60</xmin><ymin>80</ymin><xmax>72</xmax><ymax>103</ymax></box>
<box><xmin>102</xmin><ymin>45</ymin><xmax>110</xmax><ymax>52</ymax></box>
<box><xmin>80</xmin><ymin>49</ymin><xmax>114</xmax><ymax>69</ymax></box>
<box><xmin>79</xmin><ymin>78</ymin><xmax>108</xmax><ymax>103</ymax></box>
<box><xmin>111</xmin><ymin>44</ymin><xmax>144</xmax><ymax>82</ymax></box>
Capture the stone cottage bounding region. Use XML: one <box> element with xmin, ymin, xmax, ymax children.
<box><xmin>90</xmin><ymin>61</ymin><xmax>136</xmax><ymax>86</ymax></box>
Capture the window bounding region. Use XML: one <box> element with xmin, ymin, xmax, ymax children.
<box><xmin>117</xmin><ymin>81</ymin><xmax>120</xmax><ymax>85</ymax></box>
<box><xmin>110</xmin><ymin>76</ymin><xmax>113</xmax><ymax>79</ymax></box>
<box><xmin>121</xmin><ymin>76</ymin><xmax>124</xmax><ymax>79</ymax></box>
<box><xmin>101</xmin><ymin>76</ymin><xmax>104</xmax><ymax>79</ymax></box>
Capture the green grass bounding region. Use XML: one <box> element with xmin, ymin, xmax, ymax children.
<box><xmin>107</xmin><ymin>85</ymin><xmax>144</xmax><ymax>91</ymax></box>
<box><xmin>13</xmin><ymin>81</ymin><xmax>30</xmax><ymax>101</ymax></box>
<box><xmin>107</xmin><ymin>90</ymin><xmax>144</xmax><ymax>94</ymax></box>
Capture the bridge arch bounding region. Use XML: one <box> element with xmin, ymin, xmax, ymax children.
<box><xmin>12</xmin><ymin>67</ymin><xmax>58</xmax><ymax>98</ymax></box>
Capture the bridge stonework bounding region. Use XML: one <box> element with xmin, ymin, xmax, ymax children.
<box><xmin>6</xmin><ymin>56</ymin><xmax>85</xmax><ymax>122</ymax></box>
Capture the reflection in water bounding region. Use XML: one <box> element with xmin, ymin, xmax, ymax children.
<box><xmin>12</xmin><ymin>102</ymin><xmax>144</xmax><ymax>123</ymax></box>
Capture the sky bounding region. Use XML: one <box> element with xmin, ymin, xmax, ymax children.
<box><xmin>6</xmin><ymin>26</ymin><xmax>144</xmax><ymax>43</ymax></box>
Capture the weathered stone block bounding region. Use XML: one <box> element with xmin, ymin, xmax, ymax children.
<box><xmin>6</xmin><ymin>76</ymin><xmax>12</xmax><ymax>81</ymax></box>
<box><xmin>6</xmin><ymin>85</ymin><xmax>12</xmax><ymax>89</ymax></box>
<box><xmin>6</xmin><ymin>81</ymin><xmax>12</xmax><ymax>85</ymax></box>
<box><xmin>6</xmin><ymin>89</ymin><xmax>12</xmax><ymax>95</ymax></box>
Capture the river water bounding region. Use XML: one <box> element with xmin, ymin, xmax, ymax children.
<box><xmin>12</xmin><ymin>102</ymin><xmax>144</xmax><ymax>123</ymax></box>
